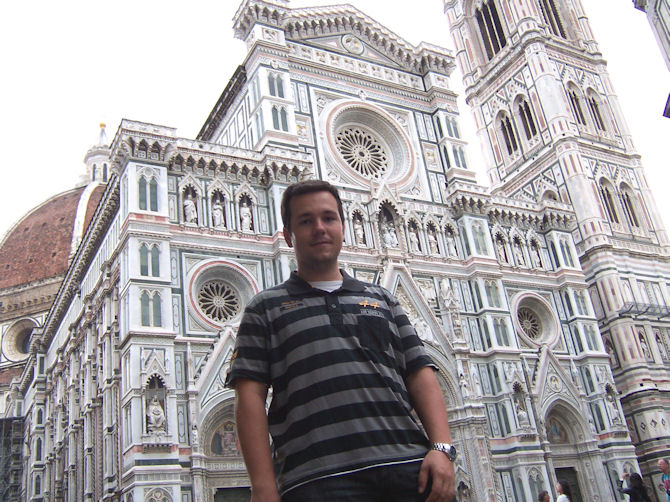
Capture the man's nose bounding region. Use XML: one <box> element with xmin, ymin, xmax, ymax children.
<box><xmin>313</xmin><ymin>218</ymin><xmax>327</xmax><ymax>232</ymax></box>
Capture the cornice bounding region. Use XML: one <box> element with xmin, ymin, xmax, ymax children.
<box><xmin>233</xmin><ymin>0</ymin><xmax>454</xmax><ymax>76</ymax></box>
<box><xmin>39</xmin><ymin>176</ymin><xmax>120</xmax><ymax>352</ymax></box>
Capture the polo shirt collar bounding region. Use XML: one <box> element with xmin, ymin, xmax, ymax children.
<box><xmin>285</xmin><ymin>269</ymin><xmax>366</xmax><ymax>295</ymax></box>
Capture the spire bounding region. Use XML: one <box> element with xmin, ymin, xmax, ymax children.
<box><xmin>97</xmin><ymin>123</ymin><xmax>108</xmax><ymax>146</ymax></box>
<box><xmin>78</xmin><ymin>123</ymin><xmax>112</xmax><ymax>187</ymax></box>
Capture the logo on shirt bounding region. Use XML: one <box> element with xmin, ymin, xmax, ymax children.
<box><xmin>359</xmin><ymin>300</ymin><xmax>379</xmax><ymax>309</ymax></box>
<box><xmin>280</xmin><ymin>300</ymin><xmax>303</xmax><ymax>311</ymax></box>
<box><xmin>361</xmin><ymin>309</ymin><xmax>386</xmax><ymax>318</ymax></box>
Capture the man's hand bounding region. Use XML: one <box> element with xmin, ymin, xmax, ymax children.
<box><xmin>418</xmin><ymin>449</ymin><xmax>455</xmax><ymax>502</ymax></box>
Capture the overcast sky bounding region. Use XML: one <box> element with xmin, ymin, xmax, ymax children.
<box><xmin>0</xmin><ymin>0</ymin><xmax>668</xmax><ymax>243</ymax></box>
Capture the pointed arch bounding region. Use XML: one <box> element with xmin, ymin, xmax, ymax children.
<box><xmin>474</xmin><ymin>0</ymin><xmax>507</xmax><ymax>61</ymax></box>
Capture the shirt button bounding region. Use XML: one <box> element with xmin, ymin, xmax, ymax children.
<box><xmin>330</xmin><ymin>304</ymin><xmax>337</xmax><ymax>309</ymax></box>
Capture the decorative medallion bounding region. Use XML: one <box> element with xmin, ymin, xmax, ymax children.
<box><xmin>518</xmin><ymin>306</ymin><xmax>541</xmax><ymax>339</ymax></box>
<box><xmin>335</xmin><ymin>127</ymin><xmax>388</xmax><ymax>178</ymax></box>
<box><xmin>197</xmin><ymin>280</ymin><xmax>240</xmax><ymax>323</ymax></box>
<box><xmin>341</xmin><ymin>34</ymin><xmax>364</xmax><ymax>55</ymax></box>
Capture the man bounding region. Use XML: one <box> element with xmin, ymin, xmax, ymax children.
<box><xmin>537</xmin><ymin>490</ymin><xmax>550</xmax><ymax>502</ymax></box>
<box><xmin>659</xmin><ymin>458</ymin><xmax>670</xmax><ymax>501</ymax></box>
<box><xmin>226</xmin><ymin>180</ymin><xmax>456</xmax><ymax>501</ymax></box>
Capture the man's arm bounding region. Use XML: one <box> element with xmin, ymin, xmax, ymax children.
<box><xmin>406</xmin><ymin>366</ymin><xmax>455</xmax><ymax>502</ymax></box>
<box><xmin>234</xmin><ymin>378</ymin><xmax>280</xmax><ymax>502</ymax></box>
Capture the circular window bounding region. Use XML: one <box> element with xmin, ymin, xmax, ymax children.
<box><xmin>518</xmin><ymin>307</ymin><xmax>542</xmax><ymax>339</ymax></box>
<box><xmin>512</xmin><ymin>293</ymin><xmax>559</xmax><ymax>347</ymax></box>
<box><xmin>2</xmin><ymin>318</ymin><xmax>35</xmax><ymax>362</ymax></box>
<box><xmin>187</xmin><ymin>259</ymin><xmax>258</xmax><ymax>329</ymax></box>
<box><xmin>335</xmin><ymin>127</ymin><xmax>389</xmax><ymax>178</ymax></box>
<box><xmin>198</xmin><ymin>280</ymin><xmax>240</xmax><ymax>323</ymax></box>
<box><xmin>322</xmin><ymin>100</ymin><xmax>416</xmax><ymax>189</ymax></box>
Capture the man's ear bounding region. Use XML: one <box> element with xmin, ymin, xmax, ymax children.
<box><xmin>283</xmin><ymin>227</ymin><xmax>293</xmax><ymax>247</ymax></box>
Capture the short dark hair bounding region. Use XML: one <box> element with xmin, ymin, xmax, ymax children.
<box><xmin>537</xmin><ymin>490</ymin><xmax>548</xmax><ymax>502</ymax></box>
<box><xmin>280</xmin><ymin>180</ymin><xmax>344</xmax><ymax>231</ymax></box>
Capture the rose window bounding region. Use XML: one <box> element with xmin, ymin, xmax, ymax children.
<box><xmin>518</xmin><ymin>307</ymin><xmax>542</xmax><ymax>339</ymax></box>
<box><xmin>335</xmin><ymin>127</ymin><xmax>389</xmax><ymax>178</ymax></box>
<box><xmin>197</xmin><ymin>280</ymin><xmax>240</xmax><ymax>322</ymax></box>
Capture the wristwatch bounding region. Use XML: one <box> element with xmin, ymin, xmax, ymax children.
<box><xmin>430</xmin><ymin>442</ymin><xmax>457</xmax><ymax>461</ymax></box>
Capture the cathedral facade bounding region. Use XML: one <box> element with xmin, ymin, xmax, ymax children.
<box><xmin>0</xmin><ymin>0</ymin><xmax>667</xmax><ymax>501</ymax></box>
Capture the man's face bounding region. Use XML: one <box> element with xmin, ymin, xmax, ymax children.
<box><xmin>542</xmin><ymin>495</ymin><xmax>550</xmax><ymax>502</ymax></box>
<box><xmin>659</xmin><ymin>459</ymin><xmax>669</xmax><ymax>473</ymax></box>
<box><xmin>283</xmin><ymin>190</ymin><xmax>344</xmax><ymax>277</ymax></box>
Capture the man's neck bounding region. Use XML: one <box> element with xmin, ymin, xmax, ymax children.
<box><xmin>296</xmin><ymin>266</ymin><xmax>342</xmax><ymax>283</ymax></box>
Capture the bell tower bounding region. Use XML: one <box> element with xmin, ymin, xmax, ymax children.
<box><xmin>445</xmin><ymin>0</ymin><xmax>670</xmax><ymax>485</ymax></box>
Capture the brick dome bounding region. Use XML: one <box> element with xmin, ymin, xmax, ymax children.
<box><xmin>0</xmin><ymin>184</ymin><xmax>106</xmax><ymax>290</ymax></box>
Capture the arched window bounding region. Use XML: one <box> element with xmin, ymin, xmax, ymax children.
<box><xmin>517</xmin><ymin>98</ymin><xmax>538</xmax><ymax>140</ymax></box>
<box><xmin>620</xmin><ymin>183</ymin><xmax>641</xmax><ymax>228</ymax></box>
<box><xmin>572</xmin><ymin>326</ymin><xmax>584</xmax><ymax>353</ymax></box>
<box><xmin>272</xmin><ymin>106</ymin><xmax>280</xmax><ymax>130</ymax></box>
<box><xmin>139</xmin><ymin>175</ymin><xmax>159</xmax><ymax>212</ymax></box>
<box><xmin>92</xmin><ymin>164</ymin><xmax>97</xmax><ymax>181</ymax></box>
<box><xmin>560</xmin><ymin>239</ymin><xmax>575</xmax><ymax>267</ymax></box>
<box><xmin>140</xmin><ymin>244</ymin><xmax>160</xmax><ymax>277</ymax></box>
<box><xmin>587</xmin><ymin>92</ymin><xmax>606</xmax><ymax>131</ymax></box>
<box><xmin>435</xmin><ymin>117</ymin><xmax>443</xmax><ymax>138</ymax></box>
<box><xmin>538</xmin><ymin>0</ymin><xmax>566</xmax><ymax>38</ymax></box>
<box><xmin>564</xmin><ymin>291</ymin><xmax>574</xmax><ymax>317</ymax></box>
<box><xmin>598</xmin><ymin>179</ymin><xmax>620</xmax><ymax>224</ymax></box>
<box><xmin>268</xmin><ymin>73</ymin><xmax>284</xmax><ymax>98</ymax></box>
<box><xmin>280</xmin><ymin>108</ymin><xmax>288</xmax><ymax>131</ymax></box>
<box><xmin>151</xmin><ymin>246</ymin><xmax>160</xmax><ymax>276</ymax></box>
<box><xmin>141</xmin><ymin>291</ymin><xmax>162</xmax><ymax>327</ymax></box>
<box><xmin>103</xmin><ymin>163</ymin><xmax>108</xmax><ymax>182</ymax></box>
<box><xmin>152</xmin><ymin>293</ymin><xmax>162</xmax><ymax>326</ymax></box>
<box><xmin>140</xmin><ymin>244</ymin><xmax>149</xmax><ymax>276</ymax></box>
<box><xmin>451</xmin><ymin>118</ymin><xmax>460</xmax><ymax>138</ymax></box>
<box><xmin>550</xmin><ymin>241</ymin><xmax>560</xmax><ymax>268</ymax></box>
<box><xmin>567</xmin><ymin>86</ymin><xmax>587</xmax><ymax>126</ymax></box>
<box><xmin>475</xmin><ymin>0</ymin><xmax>507</xmax><ymax>60</ymax></box>
<box><xmin>442</xmin><ymin>145</ymin><xmax>452</xmax><ymax>169</ymax></box>
<box><xmin>35</xmin><ymin>437</ymin><xmax>42</xmax><ymax>461</ymax></box>
<box><xmin>149</xmin><ymin>178</ymin><xmax>158</xmax><ymax>211</ymax></box>
<box><xmin>499</xmin><ymin>114</ymin><xmax>519</xmax><ymax>155</ymax></box>
<box><xmin>139</xmin><ymin>177</ymin><xmax>147</xmax><ymax>210</ymax></box>
<box><xmin>493</xmin><ymin>318</ymin><xmax>509</xmax><ymax>346</ymax></box>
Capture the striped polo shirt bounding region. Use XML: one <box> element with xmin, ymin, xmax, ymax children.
<box><xmin>226</xmin><ymin>270</ymin><xmax>434</xmax><ymax>494</ymax></box>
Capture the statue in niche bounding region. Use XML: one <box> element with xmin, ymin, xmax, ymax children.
<box><xmin>211</xmin><ymin>196</ymin><xmax>225</xmax><ymax>228</ymax></box>
<box><xmin>655</xmin><ymin>330</ymin><xmax>668</xmax><ymax>360</ymax></box>
<box><xmin>530</xmin><ymin>241</ymin><xmax>543</xmax><ymax>268</ymax></box>
<box><xmin>514</xmin><ymin>396</ymin><xmax>530</xmax><ymax>428</ymax></box>
<box><xmin>606</xmin><ymin>393</ymin><xmax>622</xmax><ymax>424</ymax></box>
<box><xmin>513</xmin><ymin>239</ymin><xmax>525</xmax><ymax>265</ymax></box>
<box><xmin>240</xmin><ymin>200</ymin><xmax>253</xmax><ymax>232</ymax></box>
<box><xmin>353</xmin><ymin>216</ymin><xmax>366</xmax><ymax>246</ymax></box>
<box><xmin>470</xmin><ymin>367</ymin><xmax>482</xmax><ymax>397</ymax></box>
<box><xmin>445</xmin><ymin>230</ymin><xmax>458</xmax><ymax>257</ymax></box>
<box><xmin>146</xmin><ymin>396</ymin><xmax>166</xmax><ymax>433</ymax></box>
<box><xmin>639</xmin><ymin>331</ymin><xmax>651</xmax><ymax>360</ymax></box>
<box><xmin>409</xmin><ymin>226</ymin><xmax>421</xmax><ymax>253</ymax></box>
<box><xmin>439</xmin><ymin>279</ymin><xmax>460</xmax><ymax>309</ymax></box>
<box><xmin>495</xmin><ymin>237</ymin><xmax>508</xmax><ymax>263</ymax></box>
<box><xmin>427</xmin><ymin>227</ymin><xmax>439</xmax><ymax>254</ymax></box>
<box><xmin>183</xmin><ymin>193</ymin><xmax>198</xmax><ymax>223</ymax></box>
<box><xmin>414</xmin><ymin>317</ymin><xmax>434</xmax><ymax>343</ymax></box>
<box><xmin>459</xmin><ymin>373</ymin><xmax>470</xmax><ymax>400</ymax></box>
<box><xmin>382</xmin><ymin>219</ymin><xmax>399</xmax><ymax>248</ymax></box>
